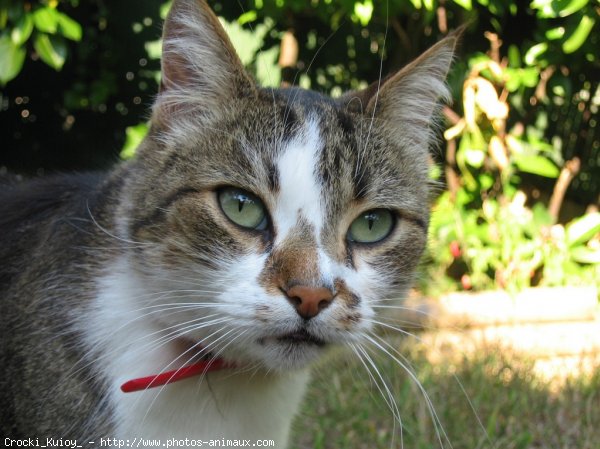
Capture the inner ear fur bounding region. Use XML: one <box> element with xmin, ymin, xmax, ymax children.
<box><xmin>340</xmin><ymin>31</ymin><xmax>461</xmax><ymax>146</ymax></box>
<box><xmin>152</xmin><ymin>0</ymin><xmax>257</xmax><ymax>126</ymax></box>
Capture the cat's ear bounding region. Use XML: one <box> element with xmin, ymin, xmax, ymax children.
<box><xmin>342</xmin><ymin>32</ymin><xmax>459</xmax><ymax>147</ymax></box>
<box><xmin>152</xmin><ymin>0</ymin><xmax>256</xmax><ymax>126</ymax></box>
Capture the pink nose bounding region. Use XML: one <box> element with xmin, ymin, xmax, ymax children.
<box><xmin>285</xmin><ymin>285</ymin><xmax>335</xmax><ymax>319</ymax></box>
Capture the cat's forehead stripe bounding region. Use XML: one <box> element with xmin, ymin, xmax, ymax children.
<box><xmin>272</xmin><ymin>116</ymin><xmax>324</xmax><ymax>245</ymax></box>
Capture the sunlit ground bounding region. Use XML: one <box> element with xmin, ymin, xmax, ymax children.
<box><xmin>291</xmin><ymin>338</ymin><xmax>600</xmax><ymax>449</ymax></box>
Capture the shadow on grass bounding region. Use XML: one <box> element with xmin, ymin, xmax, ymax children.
<box><xmin>291</xmin><ymin>340</ymin><xmax>600</xmax><ymax>449</ymax></box>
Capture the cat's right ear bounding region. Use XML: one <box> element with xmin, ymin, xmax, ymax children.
<box><xmin>340</xmin><ymin>31</ymin><xmax>461</xmax><ymax>149</ymax></box>
<box><xmin>152</xmin><ymin>0</ymin><xmax>256</xmax><ymax>127</ymax></box>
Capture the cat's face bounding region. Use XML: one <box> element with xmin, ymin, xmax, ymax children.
<box><xmin>120</xmin><ymin>0</ymin><xmax>456</xmax><ymax>371</ymax></box>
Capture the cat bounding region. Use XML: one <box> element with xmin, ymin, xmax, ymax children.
<box><xmin>0</xmin><ymin>0</ymin><xmax>457</xmax><ymax>446</ymax></box>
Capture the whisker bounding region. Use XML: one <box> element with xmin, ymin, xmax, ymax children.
<box><xmin>62</xmin><ymin>315</ymin><xmax>232</xmax><ymax>392</ymax></box>
<box><xmin>282</xmin><ymin>20</ymin><xmax>345</xmax><ymax>128</ymax></box>
<box><xmin>364</xmin><ymin>333</ymin><xmax>452</xmax><ymax>449</ymax></box>
<box><xmin>355</xmin><ymin>0</ymin><xmax>390</xmax><ymax>186</ymax></box>
<box><xmin>363</xmin><ymin>318</ymin><xmax>424</xmax><ymax>340</ymax></box>
<box><xmin>142</xmin><ymin>326</ymin><xmax>250</xmax><ymax>422</ymax></box>
<box><xmin>86</xmin><ymin>202</ymin><xmax>150</xmax><ymax>247</ymax></box>
<box><xmin>348</xmin><ymin>341</ymin><xmax>403</xmax><ymax>448</ymax></box>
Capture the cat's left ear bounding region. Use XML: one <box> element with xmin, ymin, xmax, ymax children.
<box><xmin>152</xmin><ymin>0</ymin><xmax>256</xmax><ymax>127</ymax></box>
<box><xmin>341</xmin><ymin>32</ymin><xmax>460</xmax><ymax>147</ymax></box>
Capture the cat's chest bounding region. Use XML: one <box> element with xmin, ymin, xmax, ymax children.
<box><xmin>83</xmin><ymin>259</ymin><xmax>309</xmax><ymax>447</ymax></box>
<box><xmin>112</xmin><ymin>371</ymin><xmax>309</xmax><ymax>446</ymax></box>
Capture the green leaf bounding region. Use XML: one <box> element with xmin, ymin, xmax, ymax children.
<box><xmin>428</xmin><ymin>163</ymin><xmax>442</xmax><ymax>180</ymax></box>
<box><xmin>520</xmin><ymin>67</ymin><xmax>539</xmax><ymax>87</ymax></box>
<box><xmin>505</xmin><ymin>67</ymin><xmax>540</xmax><ymax>92</ymax></box>
<box><xmin>34</xmin><ymin>33</ymin><xmax>66</xmax><ymax>70</ymax></box>
<box><xmin>532</xmin><ymin>0</ymin><xmax>589</xmax><ymax>18</ymax></box>
<box><xmin>524</xmin><ymin>42</ymin><xmax>548</xmax><ymax>65</ymax></box>
<box><xmin>144</xmin><ymin>39</ymin><xmax>162</xmax><ymax>59</ymax></box>
<box><xmin>160</xmin><ymin>1</ymin><xmax>172</xmax><ymax>19</ymax></box>
<box><xmin>566</xmin><ymin>213</ymin><xmax>600</xmax><ymax>247</ymax></box>
<box><xmin>452</xmin><ymin>0</ymin><xmax>472</xmax><ymax>10</ymax></box>
<box><xmin>513</xmin><ymin>155</ymin><xmax>560</xmax><ymax>178</ymax></box>
<box><xmin>220</xmin><ymin>17</ymin><xmax>267</xmax><ymax>66</ymax></box>
<box><xmin>532</xmin><ymin>203</ymin><xmax>553</xmax><ymax>227</ymax></box>
<box><xmin>11</xmin><ymin>14</ymin><xmax>34</xmax><ymax>46</ymax></box>
<box><xmin>0</xmin><ymin>6</ymin><xmax>7</xmax><ymax>29</ymax></box>
<box><xmin>479</xmin><ymin>173</ymin><xmax>495</xmax><ymax>190</ymax></box>
<box><xmin>465</xmin><ymin>148</ymin><xmax>485</xmax><ymax>168</ymax></box>
<box><xmin>237</xmin><ymin>10</ymin><xmax>257</xmax><ymax>25</ymax></box>
<box><xmin>508</xmin><ymin>45</ymin><xmax>521</xmax><ymax>67</ymax></box>
<box><xmin>56</xmin><ymin>12</ymin><xmax>82</xmax><ymax>41</ymax></box>
<box><xmin>545</xmin><ymin>26</ymin><xmax>566</xmax><ymax>40</ymax></box>
<box><xmin>562</xmin><ymin>15</ymin><xmax>595</xmax><ymax>54</ymax></box>
<box><xmin>570</xmin><ymin>246</ymin><xmax>600</xmax><ymax>264</ymax></box>
<box><xmin>505</xmin><ymin>68</ymin><xmax>522</xmax><ymax>92</ymax></box>
<box><xmin>556</xmin><ymin>0</ymin><xmax>589</xmax><ymax>17</ymax></box>
<box><xmin>120</xmin><ymin>122</ymin><xmax>149</xmax><ymax>160</ymax></box>
<box><xmin>0</xmin><ymin>35</ymin><xmax>26</xmax><ymax>85</ymax></box>
<box><xmin>353</xmin><ymin>1</ymin><xmax>373</xmax><ymax>26</ymax></box>
<box><xmin>32</xmin><ymin>7</ymin><xmax>59</xmax><ymax>34</ymax></box>
<box><xmin>255</xmin><ymin>45</ymin><xmax>280</xmax><ymax>87</ymax></box>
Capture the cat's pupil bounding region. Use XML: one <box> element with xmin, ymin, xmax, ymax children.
<box><xmin>367</xmin><ymin>214</ymin><xmax>375</xmax><ymax>230</ymax></box>
<box><xmin>347</xmin><ymin>209</ymin><xmax>394</xmax><ymax>243</ymax></box>
<box><xmin>232</xmin><ymin>193</ymin><xmax>254</xmax><ymax>212</ymax></box>
<box><xmin>218</xmin><ymin>187</ymin><xmax>267</xmax><ymax>231</ymax></box>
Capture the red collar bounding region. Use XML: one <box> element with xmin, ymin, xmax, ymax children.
<box><xmin>120</xmin><ymin>358</ymin><xmax>232</xmax><ymax>393</ymax></box>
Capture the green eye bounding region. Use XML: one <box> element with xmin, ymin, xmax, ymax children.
<box><xmin>218</xmin><ymin>187</ymin><xmax>268</xmax><ymax>231</ymax></box>
<box><xmin>347</xmin><ymin>209</ymin><xmax>394</xmax><ymax>244</ymax></box>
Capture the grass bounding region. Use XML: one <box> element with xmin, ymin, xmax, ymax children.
<box><xmin>290</xmin><ymin>340</ymin><xmax>600</xmax><ymax>449</ymax></box>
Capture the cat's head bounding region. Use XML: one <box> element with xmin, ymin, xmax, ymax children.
<box><xmin>120</xmin><ymin>0</ymin><xmax>457</xmax><ymax>371</ymax></box>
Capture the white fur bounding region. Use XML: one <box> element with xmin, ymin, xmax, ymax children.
<box><xmin>84</xmin><ymin>257</ymin><xmax>309</xmax><ymax>447</ymax></box>
<box><xmin>273</xmin><ymin>117</ymin><xmax>324</xmax><ymax>244</ymax></box>
<box><xmin>269</xmin><ymin>117</ymin><xmax>379</xmax><ymax>340</ymax></box>
<box><xmin>320</xmin><ymin>250</ymin><xmax>379</xmax><ymax>334</ymax></box>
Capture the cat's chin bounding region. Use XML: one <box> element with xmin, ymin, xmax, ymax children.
<box><xmin>272</xmin><ymin>328</ymin><xmax>327</xmax><ymax>348</ymax></box>
<box><xmin>237</xmin><ymin>332</ymin><xmax>334</xmax><ymax>371</ymax></box>
<box><xmin>260</xmin><ymin>342</ymin><xmax>327</xmax><ymax>371</ymax></box>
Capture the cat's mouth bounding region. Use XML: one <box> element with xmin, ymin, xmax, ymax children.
<box><xmin>275</xmin><ymin>329</ymin><xmax>326</xmax><ymax>347</ymax></box>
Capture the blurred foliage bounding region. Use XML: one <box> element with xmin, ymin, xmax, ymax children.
<box><xmin>0</xmin><ymin>0</ymin><xmax>598</xmax><ymax>293</ymax></box>
<box><xmin>0</xmin><ymin>0</ymin><xmax>82</xmax><ymax>82</ymax></box>
<box><xmin>423</xmin><ymin>41</ymin><xmax>600</xmax><ymax>295</ymax></box>
<box><xmin>425</xmin><ymin>189</ymin><xmax>600</xmax><ymax>295</ymax></box>
<box><xmin>0</xmin><ymin>0</ymin><xmax>164</xmax><ymax>170</ymax></box>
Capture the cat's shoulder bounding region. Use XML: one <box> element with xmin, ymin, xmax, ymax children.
<box><xmin>0</xmin><ymin>171</ymin><xmax>109</xmax><ymax>228</ymax></box>
<box><xmin>0</xmin><ymin>172</ymin><xmax>112</xmax><ymax>289</ymax></box>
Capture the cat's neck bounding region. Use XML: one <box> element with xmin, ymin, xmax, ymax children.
<box><xmin>82</xmin><ymin>255</ymin><xmax>309</xmax><ymax>446</ymax></box>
